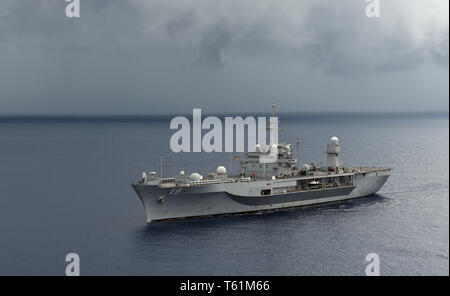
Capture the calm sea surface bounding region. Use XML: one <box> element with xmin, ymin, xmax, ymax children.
<box><xmin>0</xmin><ymin>113</ymin><xmax>448</xmax><ymax>275</ymax></box>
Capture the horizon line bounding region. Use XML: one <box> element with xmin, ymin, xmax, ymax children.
<box><xmin>0</xmin><ymin>110</ymin><xmax>448</xmax><ymax>118</ymax></box>
<box><xmin>0</xmin><ymin>111</ymin><xmax>448</xmax><ymax>123</ymax></box>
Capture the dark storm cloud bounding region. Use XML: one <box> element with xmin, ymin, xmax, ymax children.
<box><xmin>0</xmin><ymin>0</ymin><xmax>448</xmax><ymax>114</ymax></box>
<box><xmin>2</xmin><ymin>0</ymin><xmax>447</xmax><ymax>70</ymax></box>
<box><xmin>197</xmin><ymin>23</ymin><xmax>231</xmax><ymax>67</ymax></box>
<box><xmin>301</xmin><ymin>1</ymin><xmax>449</xmax><ymax>74</ymax></box>
<box><xmin>2</xmin><ymin>0</ymin><xmax>447</xmax><ymax>68</ymax></box>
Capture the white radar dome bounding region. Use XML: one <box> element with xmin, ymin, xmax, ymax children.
<box><xmin>330</xmin><ymin>136</ymin><xmax>339</xmax><ymax>144</ymax></box>
<box><xmin>302</xmin><ymin>164</ymin><xmax>310</xmax><ymax>171</ymax></box>
<box><xmin>216</xmin><ymin>166</ymin><xmax>227</xmax><ymax>175</ymax></box>
<box><xmin>189</xmin><ymin>173</ymin><xmax>202</xmax><ymax>182</ymax></box>
<box><xmin>255</xmin><ymin>144</ymin><xmax>261</xmax><ymax>152</ymax></box>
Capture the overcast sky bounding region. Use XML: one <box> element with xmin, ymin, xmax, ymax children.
<box><xmin>0</xmin><ymin>0</ymin><xmax>448</xmax><ymax>115</ymax></box>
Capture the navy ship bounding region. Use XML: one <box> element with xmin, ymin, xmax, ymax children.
<box><xmin>132</xmin><ymin>113</ymin><xmax>391</xmax><ymax>222</ymax></box>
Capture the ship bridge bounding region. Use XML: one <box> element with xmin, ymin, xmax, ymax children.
<box><xmin>235</xmin><ymin>142</ymin><xmax>297</xmax><ymax>179</ymax></box>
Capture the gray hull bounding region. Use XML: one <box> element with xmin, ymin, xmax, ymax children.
<box><xmin>132</xmin><ymin>169</ymin><xmax>390</xmax><ymax>222</ymax></box>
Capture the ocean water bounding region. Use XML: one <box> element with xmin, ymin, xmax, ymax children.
<box><xmin>0</xmin><ymin>113</ymin><xmax>448</xmax><ymax>275</ymax></box>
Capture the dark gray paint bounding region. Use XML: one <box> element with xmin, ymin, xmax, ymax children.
<box><xmin>227</xmin><ymin>186</ymin><xmax>355</xmax><ymax>206</ymax></box>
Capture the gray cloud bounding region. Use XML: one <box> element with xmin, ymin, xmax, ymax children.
<box><xmin>0</xmin><ymin>0</ymin><xmax>448</xmax><ymax>115</ymax></box>
<box><xmin>197</xmin><ymin>23</ymin><xmax>231</xmax><ymax>67</ymax></box>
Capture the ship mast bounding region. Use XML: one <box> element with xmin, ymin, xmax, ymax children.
<box><xmin>160</xmin><ymin>156</ymin><xmax>163</xmax><ymax>178</ymax></box>
<box><xmin>296</xmin><ymin>137</ymin><xmax>303</xmax><ymax>167</ymax></box>
<box><xmin>268</xmin><ymin>102</ymin><xmax>277</xmax><ymax>145</ymax></box>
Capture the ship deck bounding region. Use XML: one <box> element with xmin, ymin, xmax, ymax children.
<box><xmin>153</xmin><ymin>167</ymin><xmax>391</xmax><ymax>188</ymax></box>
